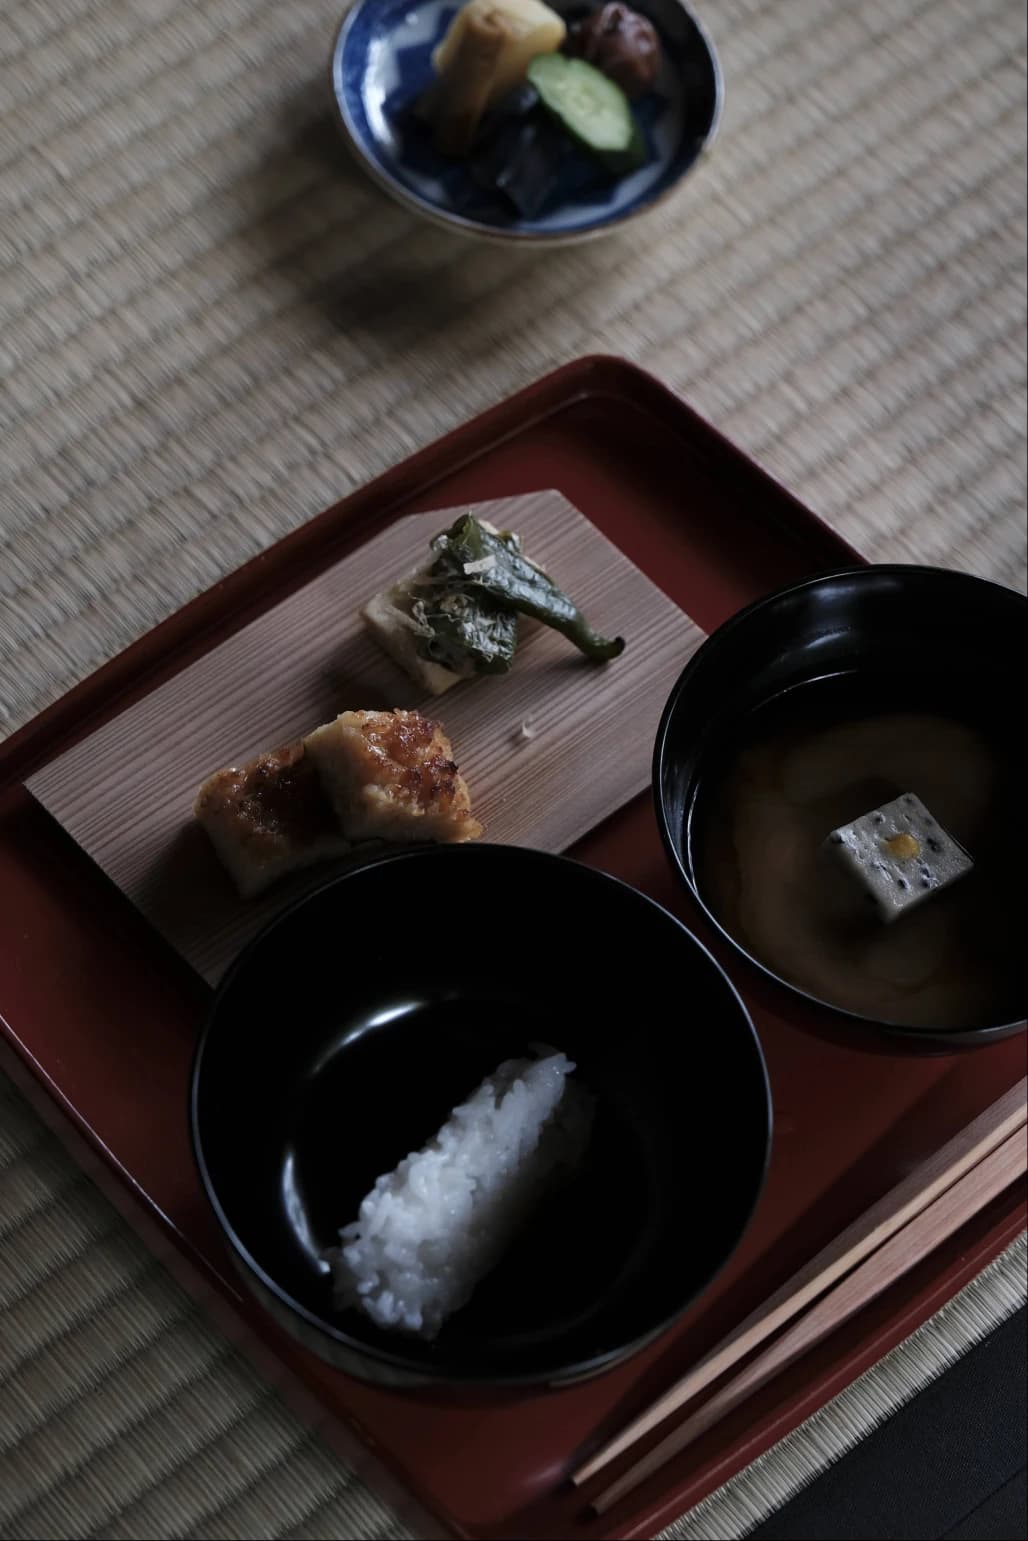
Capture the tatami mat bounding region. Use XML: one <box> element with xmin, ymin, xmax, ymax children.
<box><xmin>1</xmin><ymin>0</ymin><xmax>1025</xmax><ymax>1534</ymax></box>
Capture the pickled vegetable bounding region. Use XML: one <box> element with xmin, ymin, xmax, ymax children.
<box><xmin>526</xmin><ymin>53</ymin><xmax>645</xmax><ymax>171</ymax></box>
<box><xmin>571</xmin><ymin>3</ymin><xmax>662</xmax><ymax>99</ymax></box>
<box><xmin>433</xmin><ymin>0</ymin><xmax>566</xmax><ymax>115</ymax></box>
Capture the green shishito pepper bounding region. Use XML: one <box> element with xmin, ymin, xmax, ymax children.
<box><xmin>419</xmin><ymin>514</ymin><xmax>626</xmax><ymax>674</ymax></box>
<box><xmin>410</xmin><ymin>585</ymin><xmax>518</xmax><ymax>675</ymax></box>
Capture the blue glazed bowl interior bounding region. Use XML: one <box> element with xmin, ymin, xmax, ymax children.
<box><xmin>332</xmin><ymin>0</ymin><xmax>721</xmax><ymax>239</ymax></box>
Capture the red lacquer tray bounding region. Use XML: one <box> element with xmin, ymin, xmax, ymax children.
<box><xmin>1</xmin><ymin>357</ymin><xmax>1025</xmax><ymax>1541</ymax></box>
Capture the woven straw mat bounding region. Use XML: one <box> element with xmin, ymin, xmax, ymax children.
<box><xmin>1</xmin><ymin>0</ymin><xmax>1026</xmax><ymax>1534</ymax></box>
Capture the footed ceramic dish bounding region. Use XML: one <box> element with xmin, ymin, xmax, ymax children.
<box><xmin>330</xmin><ymin>0</ymin><xmax>722</xmax><ymax>242</ymax></box>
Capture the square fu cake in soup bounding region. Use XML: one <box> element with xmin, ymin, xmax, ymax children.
<box><xmin>824</xmin><ymin>792</ymin><xmax>973</xmax><ymax>923</ymax></box>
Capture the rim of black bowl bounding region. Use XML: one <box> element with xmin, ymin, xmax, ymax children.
<box><xmin>328</xmin><ymin>0</ymin><xmax>725</xmax><ymax>246</ymax></box>
<box><xmin>653</xmin><ymin>563</ymin><xmax>1028</xmax><ymax>1048</ymax></box>
<box><xmin>190</xmin><ymin>843</ymin><xmax>772</xmax><ymax>1385</ymax></box>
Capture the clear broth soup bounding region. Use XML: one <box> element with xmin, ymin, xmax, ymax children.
<box><xmin>694</xmin><ymin>690</ymin><xmax>1025</xmax><ymax>1030</ymax></box>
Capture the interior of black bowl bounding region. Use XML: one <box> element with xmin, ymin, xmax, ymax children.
<box><xmin>192</xmin><ymin>845</ymin><xmax>770</xmax><ymax>1385</ymax></box>
<box><xmin>656</xmin><ymin>566</ymin><xmax>1028</xmax><ymax>1040</ymax></box>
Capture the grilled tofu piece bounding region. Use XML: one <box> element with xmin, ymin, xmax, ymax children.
<box><xmin>362</xmin><ymin>572</ymin><xmax>469</xmax><ymax>697</ymax></box>
<box><xmin>195</xmin><ymin>710</ymin><xmax>482</xmax><ymax>896</ymax></box>
<box><xmin>193</xmin><ymin>740</ymin><xmax>351</xmax><ymax>898</ymax></box>
<box><xmin>361</xmin><ymin>519</ymin><xmax>517</xmax><ymax>696</ymax></box>
<box><xmin>303</xmin><ymin>709</ymin><xmax>483</xmax><ymax>845</ymax></box>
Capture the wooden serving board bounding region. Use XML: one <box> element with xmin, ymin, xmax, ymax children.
<box><xmin>26</xmin><ymin>490</ymin><xmax>701</xmax><ymax>983</ymax></box>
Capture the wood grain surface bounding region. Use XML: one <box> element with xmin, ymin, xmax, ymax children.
<box><xmin>26</xmin><ymin>492</ymin><xmax>700</xmax><ymax>982</ymax></box>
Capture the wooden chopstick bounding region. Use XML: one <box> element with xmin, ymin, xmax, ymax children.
<box><xmin>589</xmin><ymin>1123</ymin><xmax>1027</xmax><ymax>1515</ymax></box>
<box><xmin>572</xmin><ymin>1077</ymin><xmax>1027</xmax><ymax>1489</ymax></box>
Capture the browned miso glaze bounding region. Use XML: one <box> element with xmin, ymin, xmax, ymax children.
<box><xmin>196</xmin><ymin>742</ymin><xmax>336</xmax><ymax>846</ymax></box>
<box><xmin>698</xmin><ymin>710</ymin><xmax>1025</xmax><ymax>1029</ymax></box>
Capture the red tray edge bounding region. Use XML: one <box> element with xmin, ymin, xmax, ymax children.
<box><xmin>0</xmin><ymin>1032</ymin><xmax>455</xmax><ymax>1541</ymax></box>
<box><xmin>619</xmin><ymin>1204</ymin><xmax>1027</xmax><ymax>1538</ymax></box>
<box><xmin>5</xmin><ymin>1013</ymin><xmax>1023</xmax><ymax>1541</ymax></box>
<box><xmin>3</xmin><ymin>357</ymin><xmax>1011</xmax><ymax>1541</ymax></box>
<box><xmin>0</xmin><ymin>355</ymin><xmax>861</xmax><ymax>788</ymax></box>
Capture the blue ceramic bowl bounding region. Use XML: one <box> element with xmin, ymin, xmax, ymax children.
<box><xmin>330</xmin><ymin>0</ymin><xmax>722</xmax><ymax>242</ymax></box>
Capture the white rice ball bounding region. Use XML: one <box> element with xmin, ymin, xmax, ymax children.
<box><xmin>327</xmin><ymin>1052</ymin><xmax>591</xmax><ymax>1339</ymax></box>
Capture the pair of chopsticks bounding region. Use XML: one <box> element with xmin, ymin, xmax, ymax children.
<box><xmin>573</xmin><ymin>1076</ymin><xmax>1027</xmax><ymax>1516</ymax></box>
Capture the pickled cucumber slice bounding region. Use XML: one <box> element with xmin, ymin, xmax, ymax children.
<box><xmin>526</xmin><ymin>53</ymin><xmax>641</xmax><ymax>162</ymax></box>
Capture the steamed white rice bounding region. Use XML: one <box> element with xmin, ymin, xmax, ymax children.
<box><xmin>327</xmin><ymin>1051</ymin><xmax>590</xmax><ymax>1339</ymax></box>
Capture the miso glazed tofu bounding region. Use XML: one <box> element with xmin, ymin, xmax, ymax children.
<box><xmin>193</xmin><ymin>741</ymin><xmax>351</xmax><ymax>899</ymax></box>
<box><xmin>303</xmin><ymin>710</ymin><xmax>483</xmax><ymax>845</ymax></box>
<box><xmin>195</xmin><ymin>710</ymin><xmax>481</xmax><ymax>897</ymax></box>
